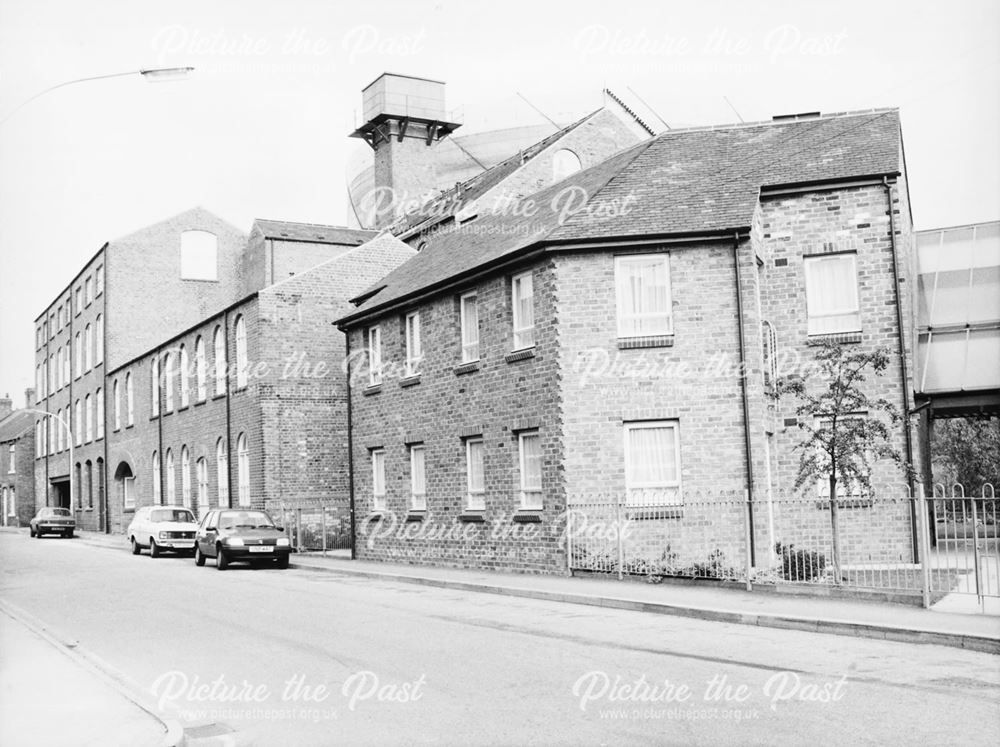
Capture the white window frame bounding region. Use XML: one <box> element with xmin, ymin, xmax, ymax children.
<box><xmin>195</xmin><ymin>337</ymin><xmax>207</xmax><ymax>401</ymax></box>
<box><xmin>151</xmin><ymin>358</ymin><xmax>160</xmax><ymax>417</ymax></box>
<box><xmin>95</xmin><ymin>265</ymin><xmax>104</xmax><ymax>296</ymax></box>
<box><xmin>85</xmin><ymin>276</ymin><xmax>93</xmax><ymax>306</ymax></box>
<box><xmin>214</xmin><ymin>326</ymin><xmax>227</xmax><ymax>395</ymax></box>
<box><xmin>465</xmin><ymin>438</ymin><xmax>485</xmax><ymax>512</ymax></box>
<box><xmin>95</xmin><ymin>315</ymin><xmax>103</xmax><ymax>364</ymax></box>
<box><xmin>511</xmin><ymin>272</ymin><xmax>535</xmax><ymax>350</ymax></box>
<box><xmin>113</xmin><ymin>380</ymin><xmax>121</xmax><ymax>431</ymax></box>
<box><xmin>216</xmin><ymin>439</ymin><xmax>229</xmax><ymax>507</ymax></box>
<box><xmin>181</xmin><ymin>446</ymin><xmax>191</xmax><ymax>509</ymax></box>
<box><xmin>615</xmin><ymin>254</ymin><xmax>673</xmax><ymax>338</ymax></box>
<box><xmin>196</xmin><ymin>458</ymin><xmax>209</xmax><ymax>516</ymax></box>
<box><xmin>803</xmin><ymin>253</ymin><xmax>861</xmax><ymax>336</ymax></box>
<box><xmin>9</xmin><ymin>444</ymin><xmax>16</xmax><ymax>473</ymax></box>
<box><xmin>123</xmin><ymin>476</ymin><xmax>136</xmax><ymax>510</ymax></box>
<box><xmin>404</xmin><ymin>312</ymin><xmax>422</xmax><ymax>378</ymax></box>
<box><xmin>164</xmin><ymin>353</ymin><xmax>175</xmax><ymax>412</ymax></box>
<box><xmin>179</xmin><ymin>345</ymin><xmax>190</xmax><ymax>407</ymax></box>
<box><xmin>74</xmin><ymin>400</ymin><xmax>82</xmax><ymax>446</ymax></box>
<box><xmin>814</xmin><ymin>413</ymin><xmax>870</xmax><ymax>500</ymax></box>
<box><xmin>623</xmin><ymin>420</ymin><xmax>683</xmax><ymax>507</ymax></box>
<box><xmin>368</xmin><ymin>326</ymin><xmax>383</xmax><ymax>386</ymax></box>
<box><xmin>409</xmin><ymin>444</ymin><xmax>426</xmax><ymax>511</ymax></box>
<box><xmin>371</xmin><ymin>449</ymin><xmax>386</xmax><ymax>512</ymax></box>
<box><xmin>237</xmin><ymin>434</ymin><xmax>250</xmax><ymax>506</ymax></box>
<box><xmin>460</xmin><ymin>292</ymin><xmax>479</xmax><ymax>363</ymax></box>
<box><xmin>84</xmin><ymin>394</ymin><xmax>93</xmax><ymax>443</ymax></box>
<box><xmin>153</xmin><ymin>451</ymin><xmax>161</xmax><ymax>504</ymax></box>
<box><xmin>96</xmin><ymin>388</ymin><xmax>104</xmax><ymax>439</ymax></box>
<box><xmin>518</xmin><ymin>430</ymin><xmax>543</xmax><ymax>510</ymax></box>
<box><xmin>166</xmin><ymin>449</ymin><xmax>175</xmax><ymax>505</ymax></box>
<box><xmin>125</xmin><ymin>372</ymin><xmax>134</xmax><ymax>426</ymax></box>
<box><xmin>235</xmin><ymin>317</ymin><xmax>248</xmax><ymax>389</ymax></box>
<box><xmin>74</xmin><ymin>332</ymin><xmax>82</xmax><ymax>379</ymax></box>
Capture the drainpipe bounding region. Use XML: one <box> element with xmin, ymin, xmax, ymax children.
<box><xmin>733</xmin><ymin>233</ymin><xmax>756</xmax><ymax>566</ymax></box>
<box><xmin>345</xmin><ymin>330</ymin><xmax>357</xmax><ymax>560</ymax></box>
<box><xmin>224</xmin><ymin>310</ymin><xmax>233</xmax><ymax>509</ymax></box>
<box><xmin>883</xmin><ymin>177</ymin><xmax>919</xmax><ymax>559</ymax></box>
<box><xmin>156</xmin><ymin>345</ymin><xmax>164</xmax><ymax>505</ymax></box>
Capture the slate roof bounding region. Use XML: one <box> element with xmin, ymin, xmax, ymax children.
<box><xmin>254</xmin><ymin>219</ymin><xmax>376</xmax><ymax>246</ymax></box>
<box><xmin>340</xmin><ymin>109</ymin><xmax>901</xmax><ymax>325</ymax></box>
<box><xmin>0</xmin><ymin>411</ymin><xmax>34</xmax><ymax>443</ymax></box>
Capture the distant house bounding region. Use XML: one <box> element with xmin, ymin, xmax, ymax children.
<box><xmin>338</xmin><ymin>109</ymin><xmax>920</xmax><ymax>573</ymax></box>
<box><xmin>1</xmin><ymin>392</ymin><xmax>37</xmax><ymax>526</ymax></box>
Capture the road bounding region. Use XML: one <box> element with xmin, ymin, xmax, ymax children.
<box><xmin>1</xmin><ymin>531</ymin><xmax>999</xmax><ymax>746</ymax></box>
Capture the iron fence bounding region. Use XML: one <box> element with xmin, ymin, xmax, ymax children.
<box><xmin>277</xmin><ymin>506</ymin><xmax>352</xmax><ymax>555</ymax></box>
<box><xmin>566</xmin><ymin>484</ymin><xmax>999</xmax><ymax>609</ymax></box>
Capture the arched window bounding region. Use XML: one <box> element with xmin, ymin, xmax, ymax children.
<box><xmin>74</xmin><ymin>400</ymin><xmax>82</xmax><ymax>446</ymax></box>
<box><xmin>216</xmin><ymin>438</ymin><xmax>229</xmax><ymax>507</ymax></box>
<box><xmin>151</xmin><ymin>358</ymin><xmax>160</xmax><ymax>417</ymax></box>
<box><xmin>552</xmin><ymin>149</ymin><xmax>582</xmax><ymax>182</ymax></box>
<box><xmin>74</xmin><ymin>463</ymin><xmax>81</xmax><ymax>509</ymax></box>
<box><xmin>47</xmin><ymin>418</ymin><xmax>53</xmax><ymax>456</ymax></box>
<box><xmin>214</xmin><ymin>326</ymin><xmax>226</xmax><ymax>395</ymax></box>
<box><xmin>196</xmin><ymin>458</ymin><xmax>208</xmax><ymax>516</ymax></box>
<box><xmin>95</xmin><ymin>314</ymin><xmax>103</xmax><ymax>364</ymax></box>
<box><xmin>62</xmin><ymin>344</ymin><xmax>70</xmax><ymax>384</ymax></box>
<box><xmin>36</xmin><ymin>421</ymin><xmax>42</xmax><ymax>458</ymax></box>
<box><xmin>74</xmin><ymin>332</ymin><xmax>82</xmax><ymax>378</ymax></box>
<box><xmin>195</xmin><ymin>336</ymin><xmax>207</xmax><ymax>401</ymax></box>
<box><xmin>96</xmin><ymin>388</ymin><xmax>104</xmax><ymax>439</ymax></box>
<box><xmin>84</xmin><ymin>324</ymin><xmax>93</xmax><ymax>371</ymax></box>
<box><xmin>49</xmin><ymin>353</ymin><xmax>55</xmax><ymax>393</ymax></box>
<box><xmin>181</xmin><ymin>446</ymin><xmax>191</xmax><ymax>509</ymax></box>
<box><xmin>164</xmin><ymin>352</ymin><xmax>175</xmax><ymax>412</ymax></box>
<box><xmin>85</xmin><ymin>460</ymin><xmax>93</xmax><ymax>508</ymax></box>
<box><xmin>235</xmin><ymin>316</ymin><xmax>247</xmax><ymax>388</ymax></box>
<box><xmin>113</xmin><ymin>380</ymin><xmax>121</xmax><ymax>431</ymax></box>
<box><xmin>96</xmin><ymin>458</ymin><xmax>104</xmax><ymax>511</ymax></box>
<box><xmin>152</xmin><ymin>451</ymin><xmax>161</xmax><ymax>504</ymax></box>
<box><xmin>56</xmin><ymin>409</ymin><xmax>63</xmax><ymax>452</ymax></box>
<box><xmin>165</xmin><ymin>449</ymin><xmax>175</xmax><ymax>505</ymax></box>
<box><xmin>180</xmin><ymin>230</ymin><xmax>218</xmax><ymax>281</ymax></box>
<box><xmin>179</xmin><ymin>345</ymin><xmax>190</xmax><ymax>407</ymax></box>
<box><xmin>237</xmin><ymin>433</ymin><xmax>249</xmax><ymax>506</ymax></box>
<box><xmin>55</xmin><ymin>347</ymin><xmax>63</xmax><ymax>389</ymax></box>
<box><xmin>85</xmin><ymin>394</ymin><xmax>93</xmax><ymax>442</ymax></box>
<box><xmin>125</xmin><ymin>372</ymin><xmax>134</xmax><ymax>426</ymax></box>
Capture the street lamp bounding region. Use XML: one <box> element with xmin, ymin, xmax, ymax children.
<box><xmin>0</xmin><ymin>67</ymin><xmax>195</xmax><ymax>125</ymax></box>
<box><xmin>24</xmin><ymin>408</ymin><xmax>74</xmax><ymax>512</ymax></box>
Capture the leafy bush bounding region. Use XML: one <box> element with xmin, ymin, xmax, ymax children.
<box><xmin>689</xmin><ymin>548</ymin><xmax>739</xmax><ymax>579</ymax></box>
<box><xmin>775</xmin><ymin>542</ymin><xmax>827</xmax><ymax>581</ymax></box>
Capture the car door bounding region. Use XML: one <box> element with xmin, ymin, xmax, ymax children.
<box><xmin>198</xmin><ymin>511</ymin><xmax>219</xmax><ymax>556</ymax></box>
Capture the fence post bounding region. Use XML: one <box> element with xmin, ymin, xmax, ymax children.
<box><xmin>565</xmin><ymin>506</ymin><xmax>573</xmax><ymax>577</ymax></box>
<box><xmin>321</xmin><ymin>505</ymin><xmax>328</xmax><ymax>556</ymax></box>
<box><xmin>744</xmin><ymin>490</ymin><xmax>753</xmax><ymax>592</ymax></box>
<box><xmin>970</xmin><ymin>497</ymin><xmax>983</xmax><ymax>607</ymax></box>
<box><xmin>615</xmin><ymin>497</ymin><xmax>624</xmax><ymax>581</ymax></box>
<box><xmin>916</xmin><ymin>491</ymin><xmax>931</xmax><ymax>609</ymax></box>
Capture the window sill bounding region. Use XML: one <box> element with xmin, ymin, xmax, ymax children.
<box><xmin>505</xmin><ymin>348</ymin><xmax>536</xmax><ymax>364</ymax></box>
<box><xmin>177</xmin><ymin>405</ymin><xmax>189</xmax><ymax>412</ymax></box>
<box><xmin>212</xmin><ymin>393</ymin><xmax>227</xmax><ymax>401</ymax></box>
<box><xmin>405</xmin><ymin>510</ymin><xmax>427</xmax><ymax>522</ymax></box>
<box><xmin>194</xmin><ymin>399</ymin><xmax>207</xmax><ymax>407</ymax></box>
<box><xmin>807</xmin><ymin>332</ymin><xmax>862</xmax><ymax>345</ymax></box>
<box><xmin>458</xmin><ymin>512</ymin><xmax>486</xmax><ymax>523</ymax></box>
<box><xmin>454</xmin><ymin>361</ymin><xmax>480</xmax><ymax>376</ymax></box>
<box><xmin>513</xmin><ymin>510</ymin><xmax>542</xmax><ymax>523</ymax></box>
<box><xmin>617</xmin><ymin>335</ymin><xmax>674</xmax><ymax>350</ymax></box>
<box><xmin>363</xmin><ymin>384</ymin><xmax>382</xmax><ymax>396</ymax></box>
<box><xmin>399</xmin><ymin>375</ymin><xmax>421</xmax><ymax>388</ymax></box>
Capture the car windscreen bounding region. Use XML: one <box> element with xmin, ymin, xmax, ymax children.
<box><xmin>218</xmin><ymin>511</ymin><xmax>275</xmax><ymax>530</ymax></box>
<box><xmin>50</xmin><ymin>508</ymin><xmax>72</xmax><ymax>517</ymax></box>
<box><xmin>151</xmin><ymin>509</ymin><xmax>196</xmax><ymax>523</ymax></box>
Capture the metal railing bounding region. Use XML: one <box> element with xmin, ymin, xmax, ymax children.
<box><xmin>277</xmin><ymin>506</ymin><xmax>352</xmax><ymax>555</ymax></box>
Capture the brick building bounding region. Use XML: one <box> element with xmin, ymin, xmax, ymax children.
<box><xmin>0</xmin><ymin>392</ymin><xmax>36</xmax><ymax>526</ymax></box>
<box><xmin>339</xmin><ymin>109</ymin><xmax>921</xmax><ymax>574</ymax></box>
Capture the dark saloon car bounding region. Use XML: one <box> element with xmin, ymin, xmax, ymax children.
<box><xmin>29</xmin><ymin>507</ymin><xmax>76</xmax><ymax>538</ymax></box>
<box><xmin>194</xmin><ymin>509</ymin><xmax>291</xmax><ymax>570</ymax></box>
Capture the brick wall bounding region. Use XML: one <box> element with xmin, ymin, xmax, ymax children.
<box><xmin>1</xmin><ymin>428</ymin><xmax>35</xmax><ymax>526</ymax></box>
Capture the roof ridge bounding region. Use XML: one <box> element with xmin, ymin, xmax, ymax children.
<box><xmin>255</xmin><ymin>218</ymin><xmax>374</xmax><ymax>231</ymax></box>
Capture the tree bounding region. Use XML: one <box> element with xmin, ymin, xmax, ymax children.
<box><xmin>778</xmin><ymin>341</ymin><xmax>910</xmax><ymax>582</ymax></box>
<box><xmin>931</xmin><ymin>417</ymin><xmax>1000</xmax><ymax>492</ymax></box>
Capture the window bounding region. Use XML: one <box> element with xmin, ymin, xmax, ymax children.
<box><xmin>56</xmin><ymin>305</ymin><xmax>63</xmax><ymax>329</ymax></box>
<box><xmin>113</xmin><ymin>380</ymin><xmax>121</xmax><ymax>430</ymax></box>
<box><xmin>166</xmin><ymin>449</ymin><xmax>175</xmax><ymax>505</ymax></box>
<box><xmin>237</xmin><ymin>434</ymin><xmax>249</xmax><ymax>506</ymax></box>
<box><xmin>460</xmin><ymin>293</ymin><xmax>479</xmax><ymax>362</ymax></box>
<box><xmin>465</xmin><ymin>438</ymin><xmax>485</xmax><ymax>511</ymax></box>
<box><xmin>95</xmin><ymin>265</ymin><xmax>104</xmax><ymax>295</ymax></box>
<box><xmin>47</xmin><ymin>418</ymin><xmax>53</xmax><ymax>456</ymax></box>
<box><xmin>8</xmin><ymin>444</ymin><xmax>15</xmax><ymax>473</ymax></box>
<box><xmin>96</xmin><ymin>388</ymin><xmax>104</xmax><ymax>439</ymax></box>
<box><xmin>409</xmin><ymin>445</ymin><xmax>426</xmax><ymax>511</ymax></box>
<box><xmin>180</xmin><ymin>230</ymin><xmax>218</xmax><ymax>281</ymax></box>
<box><xmin>181</xmin><ymin>446</ymin><xmax>191</xmax><ymax>509</ymax></box>
<box><xmin>235</xmin><ymin>316</ymin><xmax>247</xmax><ymax>388</ymax></box>
<box><xmin>86</xmin><ymin>461</ymin><xmax>93</xmax><ymax>508</ymax></box>
<box><xmin>624</xmin><ymin>421</ymin><xmax>682</xmax><ymax>507</ymax></box>
<box><xmin>616</xmin><ymin>254</ymin><xmax>672</xmax><ymax>338</ymax></box>
<box><xmin>96</xmin><ymin>458</ymin><xmax>104</xmax><ymax>511</ymax></box>
<box><xmin>814</xmin><ymin>414</ymin><xmax>870</xmax><ymax>500</ymax></box>
<box><xmin>35</xmin><ymin>421</ymin><xmax>42</xmax><ymax>458</ymax></box>
<box><xmin>85</xmin><ymin>394</ymin><xmax>93</xmax><ymax>442</ymax></box>
<box><xmin>179</xmin><ymin>345</ymin><xmax>190</xmax><ymax>407</ymax></box>
<box><xmin>153</xmin><ymin>451</ymin><xmax>161</xmax><ymax>504</ymax></box>
<box><xmin>55</xmin><ymin>347</ymin><xmax>62</xmax><ymax>389</ymax></box>
<box><xmin>123</xmin><ymin>475</ymin><xmax>135</xmax><ymax>510</ymax></box>
<box><xmin>75</xmin><ymin>286</ymin><xmax>81</xmax><ymax>314</ymax></box>
<box><xmin>511</xmin><ymin>272</ymin><xmax>535</xmax><ymax>350</ymax></box>
<box><xmin>214</xmin><ymin>326</ymin><xmax>226</xmax><ymax>395</ymax></box>
<box><xmin>74</xmin><ymin>400</ymin><xmax>82</xmax><ymax>446</ymax></box>
<box><xmin>95</xmin><ymin>315</ymin><xmax>103</xmax><ymax>364</ymax></box>
<box><xmin>368</xmin><ymin>326</ymin><xmax>382</xmax><ymax>386</ymax></box>
<box><xmin>125</xmin><ymin>372</ymin><xmax>134</xmax><ymax>426</ymax></box>
<box><xmin>404</xmin><ymin>312</ymin><xmax>422</xmax><ymax>377</ymax></box>
<box><xmin>804</xmin><ymin>253</ymin><xmax>860</xmax><ymax>335</ymax></box>
<box><xmin>196</xmin><ymin>458</ymin><xmax>209</xmax><ymax>516</ymax></box>
<box><xmin>57</xmin><ymin>409</ymin><xmax>64</xmax><ymax>452</ymax></box>
<box><xmin>74</xmin><ymin>463</ymin><xmax>81</xmax><ymax>508</ymax></box>
<box><xmin>164</xmin><ymin>353</ymin><xmax>174</xmax><ymax>411</ymax></box>
<box><xmin>85</xmin><ymin>324</ymin><xmax>94</xmax><ymax>371</ymax></box>
<box><xmin>85</xmin><ymin>276</ymin><xmax>93</xmax><ymax>306</ymax></box>
<box><xmin>74</xmin><ymin>332</ymin><xmax>81</xmax><ymax>378</ymax></box>
<box><xmin>552</xmin><ymin>148</ymin><xmax>582</xmax><ymax>182</ymax></box>
<box><xmin>195</xmin><ymin>336</ymin><xmax>207</xmax><ymax>401</ymax></box>
<box><xmin>371</xmin><ymin>449</ymin><xmax>386</xmax><ymax>512</ymax></box>
<box><xmin>62</xmin><ymin>343</ymin><xmax>70</xmax><ymax>384</ymax></box>
<box><xmin>48</xmin><ymin>353</ymin><xmax>55</xmax><ymax>393</ymax></box>
<box><xmin>216</xmin><ymin>438</ymin><xmax>229</xmax><ymax>507</ymax></box>
<box><xmin>518</xmin><ymin>431</ymin><xmax>542</xmax><ymax>509</ymax></box>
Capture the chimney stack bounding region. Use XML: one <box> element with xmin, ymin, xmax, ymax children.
<box><xmin>25</xmin><ymin>388</ymin><xmax>36</xmax><ymax>409</ymax></box>
<box><xmin>0</xmin><ymin>393</ymin><xmax>12</xmax><ymax>421</ymax></box>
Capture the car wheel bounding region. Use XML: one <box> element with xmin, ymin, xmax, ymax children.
<box><xmin>194</xmin><ymin>546</ymin><xmax>205</xmax><ymax>567</ymax></box>
<box><xmin>64</xmin><ymin>531</ymin><xmax>73</xmax><ymax>538</ymax></box>
<box><xmin>150</xmin><ymin>539</ymin><xmax>161</xmax><ymax>558</ymax></box>
<box><xmin>276</xmin><ymin>555</ymin><xmax>289</xmax><ymax>569</ymax></box>
<box><xmin>130</xmin><ymin>537</ymin><xmax>141</xmax><ymax>555</ymax></box>
<box><xmin>216</xmin><ymin>546</ymin><xmax>228</xmax><ymax>570</ymax></box>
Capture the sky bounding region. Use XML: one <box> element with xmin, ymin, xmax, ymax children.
<box><xmin>0</xmin><ymin>0</ymin><xmax>998</xmax><ymax>402</ymax></box>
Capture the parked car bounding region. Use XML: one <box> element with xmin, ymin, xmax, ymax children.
<box><xmin>194</xmin><ymin>509</ymin><xmax>291</xmax><ymax>570</ymax></box>
<box><xmin>29</xmin><ymin>507</ymin><xmax>75</xmax><ymax>538</ymax></box>
<box><xmin>126</xmin><ymin>506</ymin><xmax>199</xmax><ymax>557</ymax></box>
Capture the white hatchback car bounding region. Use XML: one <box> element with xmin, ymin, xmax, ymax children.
<box><xmin>126</xmin><ymin>506</ymin><xmax>200</xmax><ymax>557</ymax></box>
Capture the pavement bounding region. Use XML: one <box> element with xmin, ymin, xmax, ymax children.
<box><xmin>59</xmin><ymin>527</ymin><xmax>1000</xmax><ymax>655</ymax></box>
<box><xmin>0</xmin><ymin>600</ymin><xmax>179</xmax><ymax>747</ymax></box>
